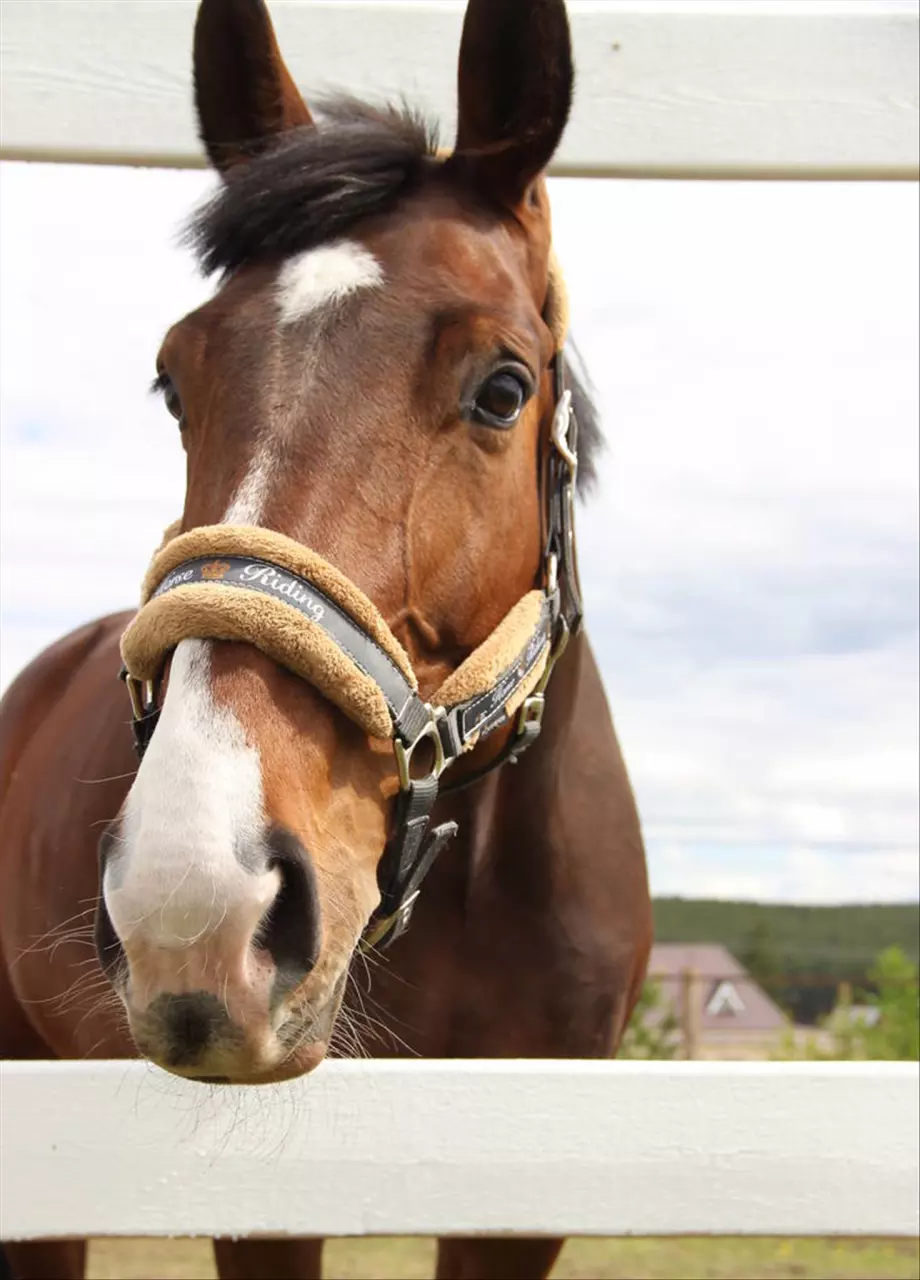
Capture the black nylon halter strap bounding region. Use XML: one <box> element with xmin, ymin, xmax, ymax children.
<box><xmin>120</xmin><ymin>354</ymin><xmax>582</xmax><ymax>951</ymax></box>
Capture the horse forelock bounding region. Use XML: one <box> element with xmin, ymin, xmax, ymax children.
<box><xmin>185</xmin><ymin>97</ymin><xmax>438</xmax><ymax>280</ymax></box>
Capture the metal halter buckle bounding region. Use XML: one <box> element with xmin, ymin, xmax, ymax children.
<box><xmin>512</xmin><ymin>692</ymin><xmax>547</xmax><ymax>753</ymax></box>
<box><xmin>361</xmin><ymin>889</ymin><xmax>420</xmax><ymax>951</ymax></box>
<box><xmin>122</xmin><ymin>670</ymin><xmax>154</xmax><ymax>723</ymax></box>
<box><xmin>546</xmin><ymin>550</ymin><xmax>559</xmax><ymax>596</ymax></box>
<box><xmin>518</xmin><ymin>694</ymin><xmax>546</xmax><ymax>731</ymax></box>
<box><xmin>551</xmin><ymin>389</ymin><xmax>577</xmax><ymax>475</ymax></box>
<box><xmin>510</xmin><ymin>614</ymin><xmax>571</xmax><ymax>758</ymax></box>
<box><xmin>534</xmin><ymin>616</ymin><xmax>570</xmax><ymax>698</ymax></box>
<box><xmin>393</xmin><ymin>708</ymin><xmax>448</xmax><ymax>791</ymax></box>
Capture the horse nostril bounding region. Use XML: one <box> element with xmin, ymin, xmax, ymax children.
<box><xmin>261</xmin><ymin>825</ymin><xmax>321</xmax><ymax>993</ymax></box>
<box><xmin>93</xmin><ymin>894</ymin><xmax>126</xmax><ymax>979</ymax></box>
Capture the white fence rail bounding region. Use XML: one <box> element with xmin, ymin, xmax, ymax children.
<box><xmin>1</xmin><ymin>1060</ymin><xmax>918</xmax><ymax>1240</ymax></box>
<box><xmin>1</xmin><ymin>1</ymin><xmax>918</xmax><ymax>179</ymax></box>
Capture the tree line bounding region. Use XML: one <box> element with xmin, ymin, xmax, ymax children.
<box><xmin>652</xmin><ymin>898</ymin><xmax>919</xmax><ymax>1024</ymax></box>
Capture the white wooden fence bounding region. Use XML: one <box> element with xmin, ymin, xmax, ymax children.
<box><xmin>1</xmin><ymin>1060</ymin><xmax>918</xmax><ymax>1240</ymax></box>
<box><xmin>1</xmin><ymin>0</ymin><xmax>918</xmax><ymax>1248</ymax></box>
<box><xmin>1</xmin><ymin>1</ymin><xmax>918</xmax><ymax>179</ymax></box>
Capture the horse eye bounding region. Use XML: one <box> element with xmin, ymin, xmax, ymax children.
<box><xmin>471</xmin><ymin>368</ymin><xmax>531</xmax><ymax>429</ymax></box>
<box><xmin>153</xmin><ymin>370</ymin><xmax>183</xmax><ymax>424</ymax></box>
<box><xmin>164</xmin><ymin>382</ymin><xmax>183</xmax><ymax>424</ymax></box>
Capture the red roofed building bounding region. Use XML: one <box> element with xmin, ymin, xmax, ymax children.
<box><xmin>646</xmin><ymin>943</ymin><xmax>790</xmax><ymax>1059</ymax></box>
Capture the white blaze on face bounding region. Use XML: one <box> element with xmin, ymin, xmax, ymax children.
<box><xmin>221</xmin><ymin>239</ymin><xmax>384</xmax><ymax>526</ymax></box>
<box><xmin>107</xmin><ymin>640</ymin><xmax>278</xmax><ymax>951</ymax></box>
<box><xmin>222</xmin><ymin>455</ymin><xmax>275</xmax><ymax>525</ymax></box>
<box><xmin>110</xmin><ymin>241</ymin><xmax>387</xmax><ymax>951</ymax></box>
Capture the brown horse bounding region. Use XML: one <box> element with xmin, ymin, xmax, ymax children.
<box><xmin>0</xmin><ymin>0</ymin><xmax>651</xmax><ymax>1276</ymax></box>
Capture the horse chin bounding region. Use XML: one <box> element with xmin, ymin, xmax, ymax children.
<box><xmin>167</xmin><ymin>1038</ymin><xmax>330</xmax><ymax>1086</ymax></box>
<box><xmin>122</xmin><ymin>962</ymin><xmax>348</xmax><ymax>1085</ymax></box>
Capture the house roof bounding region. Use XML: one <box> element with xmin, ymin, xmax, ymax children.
<box><xmin>646</xmin><ymin>943</ymin><xmax>788</xmax><ymax>1032</ymax></box>
<box><xmin>648</xmin><ymin>943</ymin><xmax>747</xmax><ymax>979</ymax></box>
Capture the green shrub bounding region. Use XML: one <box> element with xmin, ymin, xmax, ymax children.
<box><xmin>774</xmin><ymin>946</ymin><xmax>919</xmax><ymax>1061</ymax></box>
<box><xmin>862</xmin><ymin>945</ymin><xmax>920</xmax><ymax>1060</ymax></box>
<box><xmin>619</xmin><ymin>979</ymin><xmax>681</xmax><ymax>1059</ymax></box>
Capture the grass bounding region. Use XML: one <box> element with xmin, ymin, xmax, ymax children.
<box><xmin>88</xmin><ymin>1235</ymin><xmax>920</xmax><ymax>1280</ymax></box>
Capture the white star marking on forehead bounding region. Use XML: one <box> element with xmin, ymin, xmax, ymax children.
<box><xmin>276</xmin><ymin>239</ymin><xmax>384</xmax><ymax>325</ymax></box>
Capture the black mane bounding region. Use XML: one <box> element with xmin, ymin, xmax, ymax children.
<box><xmin>566</xmin><ymin>344</ymin><xmax>603</xmax><ymax>494</ymax></box>
<box><xmin>185</xmin><ymin>97</ymin><xmax>602</xmax><ymax>491</ymax></box>
<box><xmin>186</xmin><ymin>98</ymin><xmax>437</xmax><ymax>278</ymax></box>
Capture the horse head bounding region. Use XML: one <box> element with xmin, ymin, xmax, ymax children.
<box><xmin>94</xmin><ymin>0</ymin><xmax>588</xmax><ymax>1083</ymax></box>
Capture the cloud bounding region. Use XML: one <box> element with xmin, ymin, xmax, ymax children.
<box><xmin>1</xmin><ymin>163</ymin><xmax>917</xmax><ymax>904</ymax></box>
<box><xmin>653</xmin><ymin>842</ymin><xmax>920</xmax><ymax>906</ymax></box>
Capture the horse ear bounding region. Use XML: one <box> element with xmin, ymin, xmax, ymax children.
<box><xmin>193</xmin><ymin>0</ymin><xmax>313</xmax><ymax>174</ymax></box>
<box><xmin>451</xmin><ymin>0</ymin><xmax>573</xmax><ymax>208</ymax></box>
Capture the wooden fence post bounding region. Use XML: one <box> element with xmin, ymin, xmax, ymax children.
<box><xmin>682</xmin><ymin>967</ymin><xmax>702</xmax><ymax>1060</ymax></box>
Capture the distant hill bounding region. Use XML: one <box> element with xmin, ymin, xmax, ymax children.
<box><xmin>651</xmin><ymin>898</ymin><xmax>919</xmax><ymax>1024</ymax></box>
<box><xmin>653</xmin><ymin>898</ymin><xmax>919</xmax><ymax>969</ymax></box>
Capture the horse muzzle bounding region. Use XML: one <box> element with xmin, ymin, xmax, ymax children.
<box><xmin>94</xmin><ymin>821</ymin><xmax>345</xmax><ymax>1083</ymax></box>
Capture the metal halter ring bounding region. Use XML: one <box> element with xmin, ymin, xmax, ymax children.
<box><xmin>393</xmin><ymin>710</ymin><xmax>448</xmax><ymax>791</ymax></box>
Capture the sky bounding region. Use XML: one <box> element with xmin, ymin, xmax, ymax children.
<box><xmin>0</xmin><ymin>161</ymin><xmax>917</xmax><ymax>905</ymax></box>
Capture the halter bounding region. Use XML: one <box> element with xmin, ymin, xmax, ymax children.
<box><xmin>120</xmin><ymin>351</ymin><xmax>582</xmax><ymax>950</ymax></box>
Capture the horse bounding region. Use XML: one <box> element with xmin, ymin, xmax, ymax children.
<box><xmin>0</xmin><ymin>0</ymin><xmax>652</xmax><ymax>1276</ymax></box>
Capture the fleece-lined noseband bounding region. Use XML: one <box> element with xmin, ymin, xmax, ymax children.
<box><xmin>120</xmin><ymin>278</ymin><xmax>582</xmax><ymax>948</ymax></box>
